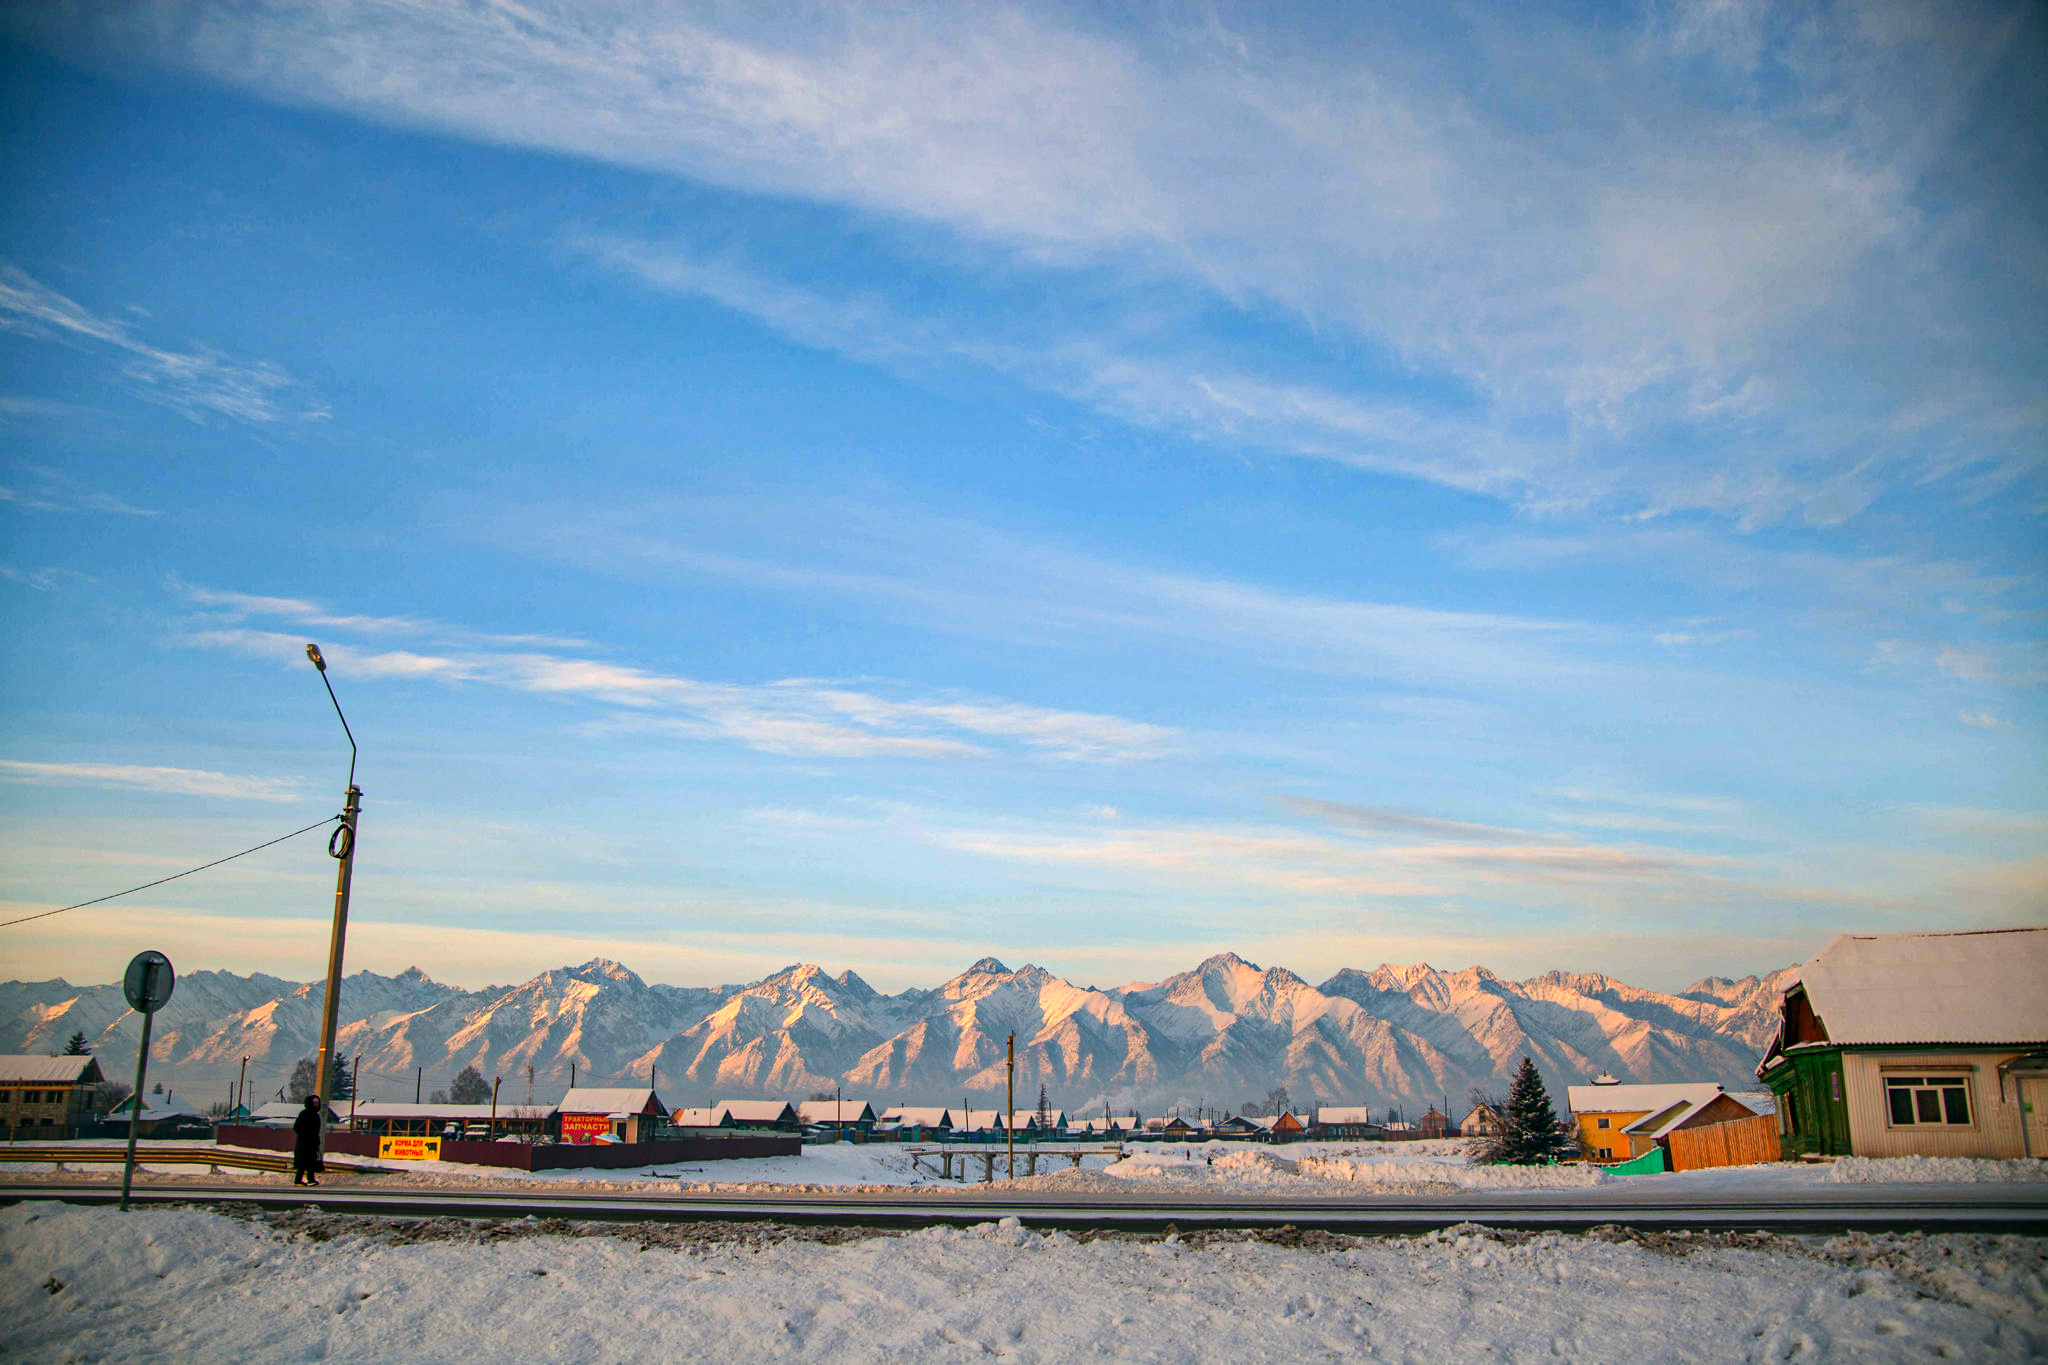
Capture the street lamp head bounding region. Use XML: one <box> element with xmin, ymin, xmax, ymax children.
<box><xmin>305</xmin><ymin>643</ymin><xmax>327</xmax><ymax>671</ymax></box>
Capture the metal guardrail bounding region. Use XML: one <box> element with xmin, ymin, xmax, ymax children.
<box><xmin>0</xmin><ymin>1144</ymin><xmax>373</xmax><ymax>1175</ymax></box>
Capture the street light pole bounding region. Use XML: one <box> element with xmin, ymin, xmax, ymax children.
<box><xmin>305</xmin><ymin>644</ymin><xmax>360</xmax><ymax>1137</ymax></box>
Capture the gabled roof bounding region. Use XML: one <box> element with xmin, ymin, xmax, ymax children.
<box><xmin>1314</xmin><ymin>1106</ymin><xmax>1382</xmax><ymax>1125</ymax></box>
<box><xmin>1794</xmin><ymin>928</ymin><xmax>2048</xmax><ymax>1046</ymax></box>
<box><xmin>348</xmin><ymin>1102</ymin><xmax>515</xmax><ymax>1119</ymax></box>
<box><xmin>0</xmin><ymin>1055</ymin><xmax>102</xmax><ymax>1084</ymax></box>
<box><xmin>668</xmin><ymin>1106</ymin><xmax>725</xmax><ymax>1127</ymax></box>
<box><xmin>1567</xmin><ymin>1082</ymin><xmax>1725</xmax><ymax>1117</ymax></box>
<box><xmin>954</xmin><ymin>1108</ymin><xmax>1007</xmax><ymax>1132</ymax></box>
<box><xmin>796</xmin><ymin>1099</ymin><xmax>877</xmax><ymax>1124</ymax></box>
<box><xmin>251</xmin><ymin>1101</ymin><xmax>340</xmax><ymax>1123</ymax></box>
<box><xmin>714</xmin><ymin>1099</ymin><xmax>798</xmax><ymax>1123</ymax></box>
<box><xmin>559</xmin><ymin>1087</ymin><xmax>663</xmax><ymax>1116</ymax></box>
<box><xmin>879</xmin><ymin>1106</ymin><xmax>952</xmax><ymax>1127</ymax></box>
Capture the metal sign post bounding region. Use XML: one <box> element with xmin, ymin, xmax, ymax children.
<box><xmin>119</xmin><ymin>951</ymin><xmax>176</xmax><ymax>1212</ymax></box>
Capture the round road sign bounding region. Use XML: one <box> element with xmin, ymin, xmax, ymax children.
<box><xmin>122</xmin><ymin>950</ymin><xmax>175</xmax><ymax>1015</ymax></box>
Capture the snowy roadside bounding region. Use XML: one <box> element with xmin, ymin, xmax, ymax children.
<box><xmin>4</xmin><ymin>1139</ymin><xmax>2042</xmax><ymax>1198</ymax></box>
<box><xmin>3</xmin><ymin>1201</ymin><xmax>2044</xmax><ymax>1362</ymax></box>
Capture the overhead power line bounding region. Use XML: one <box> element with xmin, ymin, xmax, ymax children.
<box><xmin>0</xmin><ymin>816</ymin><xmax>342</xmax><ymax>930</ymax></box>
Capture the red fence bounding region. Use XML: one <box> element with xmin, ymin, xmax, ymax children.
<box><xmin>216</xmin><ymin>1126</ymin><xmax>796</xmax><ymax>1171</ymax></box>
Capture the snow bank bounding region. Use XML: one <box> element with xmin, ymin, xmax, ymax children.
<box><xmin>1299</xmin><ymin>1155</ymin><xmax>1610</xmax><ymax>1191</ymax></box>
<box><xmin>1827</xmin><ymin>1156</ymin><xmax>2048</xmax><ymax>1184</ymax></box>
<box><xmin>3</xmin><ymin>1202</ymin><xmax>2044</xmax><ymax>1362</ymax></box>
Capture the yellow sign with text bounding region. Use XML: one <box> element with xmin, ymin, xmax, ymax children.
<box><xmin>378</xmin><ymin>1135</ymin><xmax>441</xmax><ymax>1161</ymax></box>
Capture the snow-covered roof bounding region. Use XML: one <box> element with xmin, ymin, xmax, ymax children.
<box><xmin>955</xmin><ymin>1108</ymin><xmax>1008</xmax><ymax>1132</ymax></box>
<box><xmin>1315</xmin><ymin>1106</ymin><xmax>1383</xmax><ymax>1125</ymax></box>
<box><xmin>879</xmin><ymin>1106</ymin><xmax>951</xmax><ymax>1127</ymax></box>
<box><xmin>1795</xmin><ymin>928</ymin><xmax>2048</xmax><ymax>1046</ymax></box>
<box><xmin>251</xmin><ymin>1101</ymin><xmax>338</xmax><ymax>1123</ymax></box>
<box><xmin>0</xmin><ymin>1055</ymin><xmax>100</xmax><ymax>1084</ymax></box>
<box><xmin>1727</xmin><ymin>1091</ymin><xmax>1776</xmax><ymax>1116</ymax></box>
<box><xmin>796</xmin><ymin>1099</ymin><xmax>876</xmax><ymax>1124</ymax></box>
<box><xmin>668</xmin><ymin>1107</ymin><xmax>725</xmax><ymax>1127</ymax></box>
<box><xmin>1567</xmin><ymin>1082</ymin><xmax>1724</xmax><ymax>1117</ymax></box>
<box><xmin>559</xmin><ymin>1087</ymin><xmax>663</xmax><ymax>1116</ymax></box>
<box><xmin>348</xmin><ymin>1102</ymin><xmax>516</xmax><ymax>1119</ymax></box>
<box><xmin>714</xmin><ymin>1100</ymin><xmax>798</xmax><ymax>1122</ymax></box>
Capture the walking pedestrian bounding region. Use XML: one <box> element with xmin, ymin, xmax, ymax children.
<box><xmin>292</xmin><ymin>1094</ymin><xmax>322</xmax><ymax>1187</ymax></box>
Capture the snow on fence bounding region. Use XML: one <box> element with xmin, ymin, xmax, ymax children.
<box><xmin>1664</xmin><ymin>1113</ymin><xmax>1779</xmax><ymax>1172</ymax></box>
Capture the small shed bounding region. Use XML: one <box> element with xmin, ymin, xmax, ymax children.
<box><xmin>558</xmin><ymin>1087</ymin><xmax>666</xmax><ymax>1144</ymax></box>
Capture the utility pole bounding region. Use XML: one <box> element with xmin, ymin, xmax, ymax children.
<box><xmin>415</xmin><ymin>1067</ymin><xmax>422</xmax><ymax>1104</ymax></box>
<box><xmin>1005</xmin><ymin>1031</ymin><xmax>1015</xmax><ymax>1183</ymax></box>
<box><xmin>304</xmin><ymin>644</ymin><xmax>360</xmax><ymax>1148</ymax></box>
<box><xmin>526</xmin><ymin>1064</ymin><xmax>534</xmax><ymax>1108</ymax></box>
<box><xmin>236</xmin><ymin>1056</ymin><xmax>248</xmax><ymax>1121</ymax></box>
<box><xmin>349</xmin><ymin>1056</ymin><xmax>361</xmax><ymax>1132</ymax></box>
<box><xmin>490</xmin><ymin>1076</ymin><xmax>500</xmax><ymax>1139</ymax></box>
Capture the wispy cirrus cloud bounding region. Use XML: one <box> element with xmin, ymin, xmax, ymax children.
<box><xmin>0</xmin><ymin>264</ymin><xmax>327</xmax><ymax>426</ymax></box>
<box><xmin>12</xmin><ymin>4</ymin><xmax>2039</xmax><ymax>524</ymax></box>
<box><xmin>0</xmin><ymin>760</ymin><xmax>303</xmax><ymax>802</ymax></box>
<box><xmin>180</xmin><ymin>591</ymin><xmax>1172</xmax><ymax>764</ymax></box>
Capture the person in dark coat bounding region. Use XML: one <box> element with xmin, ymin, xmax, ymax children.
<box><xmin>292</xmin><ymin>1094</ymin><xmax>323</xmax><ymax>1186</ymax></box>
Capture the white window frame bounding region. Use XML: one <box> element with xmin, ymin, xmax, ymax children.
<box><xmin>1882</xmin><ymin>1073</ymin><xmax>1975</xmax><ymax>1129</ymax></box>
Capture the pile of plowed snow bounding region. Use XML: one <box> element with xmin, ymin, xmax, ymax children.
<box><xmin>1299</xmin><ymin>1156</ymin><xmax>1609</xmax><ymax>1190</ymax></box>
<box><xmin>1826</xmin><ymin>1156</ymin><xmax>2048</xmax><ymax>1184</ymax></box>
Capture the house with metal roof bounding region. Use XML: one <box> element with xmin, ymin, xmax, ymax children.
<box><xmin>558</xmin><ymin>1087</ymin><xmax>666</xmax><ymax>1143</ymax></box>
<box><xmin>795</xmin><ymin>1098</ymin><xmax>877</xmax><ymax>1132</ymax></box>
<box><xmin>1757</xmin><ymin>927</ymin><xmax>2048</xmax><ymax>1160</ymax></box>
<box><xmin>1567</xmin><ymin>1079</ymin><xmax>1734</xmax><ymax>1162</ymax></box>
<box><xmin>710</xmin><ymin>1099</ymin><xmax>801</xmax><ymax>1131</ymax></box>
<box><xmin>0</xmin><ymin>1054</ymin><xmax>104</xmax><ymax>1134</ymax></box>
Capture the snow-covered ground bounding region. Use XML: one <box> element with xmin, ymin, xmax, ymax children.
<box><xmin>3</xmin><ymin>1201</ymin><xmax>2044</xmax><ymax>1362</ymax></box>
<box><xmin>8</xmin><ymin>1138</ymin><xmax>2044</xmax><ymax>1197</ymax></box>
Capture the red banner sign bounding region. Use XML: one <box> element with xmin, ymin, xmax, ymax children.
<box><xmin>560</xmin><ymin>1113</ymin><xmax>614</xmax><ymax>1144</ymax></box>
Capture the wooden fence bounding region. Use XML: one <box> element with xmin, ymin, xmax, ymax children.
<box><xmin>1663</xmin><ymin>1113</ymin><xmax>1779</xmax><ymax>1172</ymax></box>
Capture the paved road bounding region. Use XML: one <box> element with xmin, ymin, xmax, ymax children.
<box><xmin>6</xmin><ymin>1180</ymin><xmax>2045</xmax><ymax>1234</ymax></box>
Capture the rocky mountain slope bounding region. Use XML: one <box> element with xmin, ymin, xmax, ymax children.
<box><xmin>0</xmin><ymin>952</ymin><xmax>1796</xmax><ymax>1114</ymax></box>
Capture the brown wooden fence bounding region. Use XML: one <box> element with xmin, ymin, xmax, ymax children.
<box><xmin>1663</xmin><ymin>1113</ymin><xmax>1779</xmax><ymax>1172</ymax></box>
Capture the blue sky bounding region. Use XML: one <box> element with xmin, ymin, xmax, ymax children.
<box><xmin>0</xmin><ymin>1</ymin><xmax>2041</xmax><ymax>993</ymax></box>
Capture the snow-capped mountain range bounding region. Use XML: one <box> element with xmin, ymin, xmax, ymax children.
<box><xmin>0</xmin><ymin>953</ymin><xmax>1796</xmax><ymax>1115</ymax></box>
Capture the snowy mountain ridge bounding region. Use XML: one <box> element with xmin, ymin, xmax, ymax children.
<box><xmin>0</xmin><ymin>952</ymin><xmax>1798</xmax><ymax>1114</ymax></box>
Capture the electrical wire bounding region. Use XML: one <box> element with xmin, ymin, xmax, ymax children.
<box><xmin>0</xmin><ymin>815</ymin><xmax>342</xmax><ymax>929</ymax></box>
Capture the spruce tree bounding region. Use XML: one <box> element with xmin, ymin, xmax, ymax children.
<box><xmin>63</xmin><ymin>1030</ymin><xmax>90</xmax><ymax>1055</ymax></box>
<box><xmin>1035</xmin><ymin>1084</ymin><xmax>1052</xmax><ymax>1132</ymax></box>
<box><xmin>1478</xmin><ymin>1057</ymin><xmax>1578</xmax><ymax>1165</ymax></box>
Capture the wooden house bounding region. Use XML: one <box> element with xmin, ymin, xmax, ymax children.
<box><xmin>1567</xmin><ymin>1080</ymin><xmax>1730</xmax><ymax>1162</ymax></box>
<box><xmin>877</xmin><ymin>1106</ymin><xmax>952</xmax><ymax>1139</ymax></box>
<box><xmin>1269</xmin><ymin>1111</ymin><xmax>1306</xmax><ymax>1140</ymax></box>
<box><xmin>1459</xmin><ymin>1102</ymin><xmax>1504</xmax><ymax>1138</ymax></box>
<box><xmin>559</xmin><ymin>1086</ymin><xmax>666</xmax><ymax>1144</ymax></box>
<box><xmin>1758</xmin><ymin>927</ymin><xmax>2048</xmax><ymax>1160</ymax></box>
<box><xmin>712</xmin><ymin>1099</ymin><xmax>801</xmax><ymax>1132</ymax></box>
<box><xmin>1309</xmin><ymin>1106</ymin><xmax>1387</xmax><ymax>1139</ymax></box>
<box><xmin>0</xmin><ymin>1055</ymin><xmax>104</xmax><ymax>1135</ymax></box>
<box><xmin>795</xmin><ymin>1098</ymin><xmax>877</xmax><ymax>1134</ymax></box>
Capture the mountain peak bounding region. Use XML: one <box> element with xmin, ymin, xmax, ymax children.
<box><xmin>965</xmin><ymin>956</ymin><xmax>1010</xmax><ymax>975</ymax></box>
<box><xmin>569</xmin><ymin>957</ymin><xmax>639</xmax><ymax>984</ymax></box>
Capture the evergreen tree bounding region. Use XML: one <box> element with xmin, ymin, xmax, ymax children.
<box><xmin>449</xmin><ymin>1065</ymin><xmax>492</xmax><ymax>1105</ymax></box>
<box><xmin>1478</xmin><ymin>1057</ymin><xmax>1578</xmax><ymax>1165</ymax></box>
<box><xmin>1035</xmin><ymin>1084</ymin><xmax>1052</xmax><ymax>1132</ymax></box>
<box><xmin>287</xmin><ymin>1056</ymin><xmax>353</xmax><ymax>1103</ymax></box>
<box><xmin>63</xmin><ymin>1030</ymin><xmax>90</xmax><ymax>1055</ymax></box>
